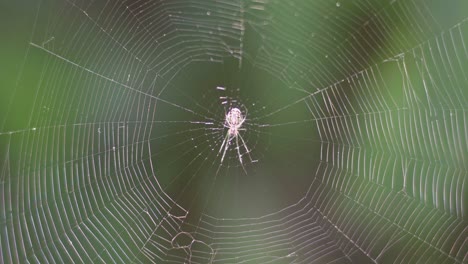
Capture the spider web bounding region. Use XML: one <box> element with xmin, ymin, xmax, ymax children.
<box><xmin>1</xmin><ymin>0</ymin><xmax>467</xmax><ymax>263</ymax></box>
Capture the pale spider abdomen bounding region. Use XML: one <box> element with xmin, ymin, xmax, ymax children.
<box><xmin>225</xmin><ymin>108</ymin><xmax>243</xmax><ymax>130</ymax></box>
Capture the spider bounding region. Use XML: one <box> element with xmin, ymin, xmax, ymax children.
<box><xmin>218</xmin><ymin>107</ymin><xmax>253</xmax><ymax>172</ymax></box>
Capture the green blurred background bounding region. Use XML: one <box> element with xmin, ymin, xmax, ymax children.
<box><xmin>1</xmin><ymin>0</ymin><xmax>467</xmax><ymax>263</ymax></box>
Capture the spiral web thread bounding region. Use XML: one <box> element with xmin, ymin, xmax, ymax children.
<box><xmin>0</xmin><ymin>0</ymin><xmax>467</xmax><ymax>263</ymax></box>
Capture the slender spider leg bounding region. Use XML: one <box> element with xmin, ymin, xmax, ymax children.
<box><xmin>216</xmin><ymin>134</ymin><xmax>228</xmax><ymax>175</ymax></box>
<box><xmin>218</xmin><ymin>132</ymin><xmax>228</xmax><ymax>156</ymax></box>
<box><xmin>219</xmin><ymin>133</ymin><xmax>231</xmax><ymax>164</ymax></box>
<box><xmin>235</xmin><ymin>135</ymin><xmax>243</xmax><ymax>164</ymax></box>
<box><xmin>238</xmin><ymin>132</ymin><xmax>254</xmax><ymax>163</ymax></box>
<box><xmin>236</xmin><ymin>135</ymin><xmax>248</xmax><ymax>174</ymax></box>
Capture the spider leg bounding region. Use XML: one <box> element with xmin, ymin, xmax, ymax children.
<box><xmin>238</xmin><ymin>132</ymin><xmax>255</xmax><ymax>163</ymax></box>
<box><xmin>218</xmin><ymin>132</ymin><xmax>228</xmax><ymax>156</ymax></box>
<box><xmin>216</xmin><ymin>132</ymin><xmax>231</xmax><ymax>175</ymax></box>
<box><xmin>236</xmin><ymin>135</ymin><xmax>248</xmax><ymax>174</ymax></box>
<box><xmin>235</xmin><ymin>135</ymin><xmax>243</xmax><ymax>165</ymax></box>
<box><xmin>219</xmin><ymin>132</ymin><xmax>230</xmax><ymax>164</ymax></box>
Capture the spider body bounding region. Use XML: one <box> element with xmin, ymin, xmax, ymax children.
<box><xmin>225</xmin><ymin>108</ymin><xmax>244</xmax><ymax>136</ymax></box>
<box><xmin>218</xmin><ymin>107</ymin><xmax>253</xmax><ymax>172</ymax></box>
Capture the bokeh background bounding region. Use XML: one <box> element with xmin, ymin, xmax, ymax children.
<box><xmin>1</xmin><ymin>0</ymin><xmax>467</xmax><ymax>263</ymax></box>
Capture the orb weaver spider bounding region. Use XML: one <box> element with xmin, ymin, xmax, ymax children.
<box><xmin>218</xmin><ymin>107</ymin><xmax>253</xmax><ymax>172</ymax></box>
